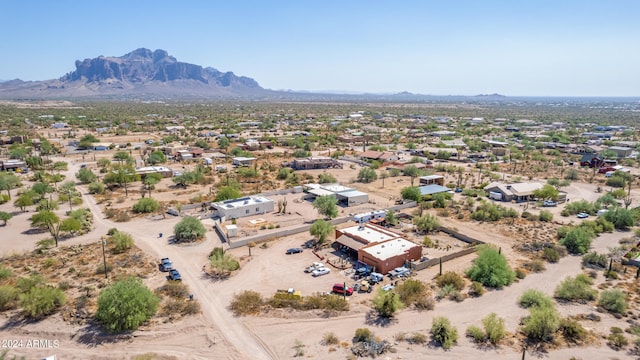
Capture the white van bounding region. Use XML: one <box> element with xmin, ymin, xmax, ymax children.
<box><xmin>605</xmin><ymin>171</ymin><xmax>615</xmax><ymax>178</ymax></box>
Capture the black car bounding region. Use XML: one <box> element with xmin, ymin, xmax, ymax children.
<box><xmin>168</xmin><ymin>269</ymin><xmax>182</xmax><ymax>281</ymax></box>
<box><xmin>286</xmin><ymin>247</ymin><xmax>303</xmax><ymax>255</ymax></box>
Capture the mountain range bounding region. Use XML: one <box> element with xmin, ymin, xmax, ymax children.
<box><xmin>0</xmin><ymin>48</ymin><xmax>514</xmax><ymax>101</ymax></box>
<box><xmin>0</xmin><ymin>48</ymin><xmax>268</xmax><ymax>99</ymax></box>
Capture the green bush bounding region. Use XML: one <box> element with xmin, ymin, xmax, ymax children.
<box><xmin>0</xmin><ymin>266</ymin><xmax>13</xmax><ymax>281</ymax></box>
<box><xmin>88</xmin><ymin>182</ymin><xmax>105</xmax><ymax>194</ymax></box>
<box><xmin>466</xmin><ymin>325</ymin><xmax>486</xmax><ymax>343</ymax></box>
<box><xmin>111</xmin><ymin>231</ymin><xmax>134</xmax><ymax>253</ymax></box>
<box><xmin>95</xmin><ymin>277</ymin><xmax>160</xmax><ymax>332</ymax></box>
<box><xmin>559</xmin><ymin>317</ymin><xmax>587</xmax><ymax>344</ymax></box>
<box><xmin>19</xmin><ymin>286</ymin><xmax>66</xmax><ymax>319</ymax></box>
<box><xmin>519</xmin><ymin>289</ymin><xmax>554</xmax><ymax>309</ymax></box>
<box><xmin>132</xmin><ymin>198</ymin><xmax>159</xmax><ymax>213</ymax></box>
<box><xmin>554</xmin><ymin>274</ymin><xmax>597</xmax><ymax>303</ymax></box>
<box><xmin>538</xmin><ymin>210</ymin><xmax>553</xmax><ymax>222</ymax></box>
<box><xmin>608</xmin><ymin>331</ymin><xmax>628</xmax><ymax>349</ymax></box>
<box><xmin>396</xmin><ymin>279</ymin><xmax>426</xmax><ymax>305</ymax></box>
<box><xmin>354</xmin><ymin>328</ymin><xmax>374</xmax><ymax>343</ymax></box>
<box><xmin>431</xmin><ymin>316</ymin><xmax>458</xmax><ymax>349</ymax></box>
<box><xmin>560</xmin><ymin>227</ymin><xmax>596</xmax><ymax>255</ymax></box>
<box><xmin>598</xmin><ymin>289</ymin><xmax>627</xmax><ymax>314</ymax></box>
<box><xmin>469</xmin><ymin>281</ymin><xmax>485</xmax><ymax>297</ymax></box>
<box><xmin>174</xmin><ymin>216</ymin><xmax>206</xmax><ymax>242</ymax></box>
<box><xmin>525</xmin><ymin>260</ymin><xmax>546</xmax><ymax>273</ymax></box>
<box><xmin>466</xmin><ymin>245</ymin><xmax>515</xmax><ymax>288</ymax></box>
<box><xmin>541</xmin><ymin>247</ymin><xmax>560</xmax><ymax>263</ymax></box>
<box><xmin>436</xmin><ymin>271</ymin><xmax>465</xmax><ymax>291</ymax></box>
<box><xmin>522</xmin><ymin>305</ymin><xmax>561</xmax><ymax>342</ymax></box>
<box><xmin>482</xmin><ymin>312</ymin><xmax>506</xmax><ymax>345</ymax></box>
<box><xmin>582</xmin><ymin>252</ymin><xmax>607</xmax><ymax>268</ymax></box>
<box><xmin>0</xmin><ymin>285</ymin><xmax>19</xmax><ymax>310</ymax></box>
<box><xmin>373</xmin><ymin>288</ymin><xmax>405</xmax><ymax>317</ymax></box>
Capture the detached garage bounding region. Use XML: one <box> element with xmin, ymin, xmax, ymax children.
<box><xmin>358</xmin><ymin>238</ymin><xmax>422</xmax><ymax>274</ymax></box>
<box><xmin>336</xmin><ymin>190</ymin><xmax>369</xmax><ymax>207</ymax></box>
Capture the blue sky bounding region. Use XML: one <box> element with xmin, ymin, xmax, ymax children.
<box><xmin>1</xmin><ymin>1</ymin><xmax>639</xmax><ymax>96</ymax></box>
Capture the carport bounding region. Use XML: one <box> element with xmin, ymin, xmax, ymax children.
<box><xmin>333</xmin><ymin>234</ymin><xmax>366</xmax><ymax>258</ymax></box>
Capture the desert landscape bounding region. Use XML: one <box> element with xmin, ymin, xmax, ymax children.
<box><xmin>1</xmin><ymin>100</ymin><xmax>640</xmax><ymax>360</ymax></box>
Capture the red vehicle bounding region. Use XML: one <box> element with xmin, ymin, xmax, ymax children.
<box><xmin>332</xmin><ymin>284</ymin><xmax>354</xmax><ymax>296</ymax></box>
<box><xmin>598</xmin><ymin>166</ymin><xmax>617</xmax><ymax>174</ymax></box>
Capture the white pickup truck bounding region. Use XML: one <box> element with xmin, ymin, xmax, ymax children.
<box><xmin>388</xmin><ymin>266</ymin><xmax>410</xmax><ymax>279</ymax></box>
<box><xmin>304</xmin><ymin>262</ymin><xmax>325</xmax><ymax>273</ymax></box>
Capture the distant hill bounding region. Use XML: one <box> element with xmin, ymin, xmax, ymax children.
<box><xmin>0</xmin><ymin>48</ymin><xmax>267</xmax><ymax>99</ymax></box>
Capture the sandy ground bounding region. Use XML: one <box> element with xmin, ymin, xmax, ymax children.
<box><xmin>1</xmin><ymin>156</ymin><xmax>639</xmax><ymax>359</ymax></box>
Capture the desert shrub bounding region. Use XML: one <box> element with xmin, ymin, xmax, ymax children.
<box><xmin>524</xmin><ymin>260</ymin><xmax>546</xmax><ymax>273</ymax></box>
<box><xmin>598</xmin><ymin>289</ymin><xmax>627</xmax><ymax>314</ymax></box>
<box><xmin>538</xmin><ymin>210</ymin><xmax>553</xmax><ymax>222</ymax></box>
<box><xmin>519</xmin><ymin>289</ymin><xmax>554</xmax><ymax>309</ymax></box>
<box><xmin>542</xmin><ymin>247</ymin><xmax>560</xmax><ymax>263</ymax></box>
<box><xmin>466</xmin><ymin>245</ymin><xmax>515</xmax><ymax>288</ymax></box>
<box><xmin>229</xmin><ymin>290</ymin><xmax>263</xmax><ymax>316</ymax></box>
<box><xmin>482</xmin><ymin>312</ymin><xmax>506</xmax><ymax>345</ymax></box>
<box><xmin>174</xmin><ymin>216</ymin><xmax>206</xmax><ymax>242</ymax></box>
<box><xmin>95</xmin><ymin>277</ymin><xmax>160</xmax><ymax>332</ymax></box>
<box><xmin>0</xmin><ymin>285</ymin><xmax>19</xmax><ymax>310</ymax></box>
<box><xmin>559</xmin><ymin>317</ymin><xmax>588</xmax><ymax>344</ymax></box>
<box><xmin>466</xmin><ymin>325</ymin><xmax>486</xmax><ymax>343</ymax></box>
<box><xmin>158</xmin><ymin>281</ymin><xmax>189</xmax><ymax>298</ymax></box>
<box><xmin>436</xmin><ymin>271</ymin><xmax>465</xmax><ymax>291</ymax></box>
<box><xmin>111</xmin><ymin>231</ymin><xmax>134</xmax><ymax>253</ymax></box>
<box><xmin>88</xmin><ymin>182</ymin><xmax>105</xmax><ymax>194</ymax></box>
<box><xmin>515</xmin><ymin>268</ymin><xmax>527</xmax><ymax>279</ymax></box>
<box><xmin>57</xmin><ymin>281</ymin><xmax>71</xmax><ymax>291</ymax></box>
<box><xmin>19</xmin><ymin>286</ymin><xmax>66</xmax><ymax>319</ymax></box>
<box><xmin>469</xmin><ymin>281</ymin><xmax>484</xmax><ymax>297</ymax></box>
<box><xmin>16</xmin><ymin>274</ymin><xmax>45</xmax><ymax>292</ymax></box>
<box><xmin>408</xmin><ymin>332</ymin><xmax>428</xmax><ymax>344</ymax></box>
<box><xmin>372</xmin><ymin>288</ymin><xmax>405</xmax><ymax>317</ymax></box>
<box><xmin>321</xmin><ymin>332</ymin><xmax>340</xmax><ymax>346</ymax></box>
<box><xmin>209</xmin><ymin>248</ymin><xmax>240</xmax><ymax>274</ymax></box>
<box><xmin>437</xmin><ymin>284</ymin><xmax>457</xmax><ymax>300</ymax></box>
<box><xmin>107</xmin><ymin>227</ymin><xmax>119</xmax><ymax>236</ymax></box>
<box><xmin>430</xmin><ymin>316</ymin><xmax>458</xmax><ymax>349</ymax></box>
<box><xmin>560</xmin><ymin>227</ymin><xmax>596</xmax><ymax>255</ymax></box>
<box><xmin>554</xmin><ymin>274</ymin><xmax>597</xmax><ymax>303</ymax></box>
<box><xmin>608</xmin><ymin>328</ymin><xmax>628</xmax><ymax>349</ymax></box>
<box><xmin>132</xmin><ymin>198</ymin><xmax>159</xmax><ymax>213</ymax></box>
<box><xmin>396</xmin><ymin>279</ymin><xmax>426</xmax><ymax>305</ymax></box>
<box><xmin>95</xmin><ymin>262</ymin><xmax>114</xmax><ymax>275</ymax></box>
<box><xmin>582</xmin><ymin>252</ymin><xmax>607</xmax><ymax>268</ymax></box>
<box><xmin>0</xmin><ymin>266</ymin><xmax>13</xmax><ymax>281</ymax></box>
<box><xmin>353</xmin><ymin>328</ymin><xmax>373</xmax><ymax>343</ymax></box>
<box><xmin>521</xmin><ymin>305</ymin><xmax>561</xmax><ymax>342</ymax></box>
<box><xmin>564</xmin><ymin>200</ymin><xmax>596</xmax><ymax>215</ymax></box>
<box><xmin>414</xmin><ymin>296</ymin><xmax>436</xmax><ymax>311</ymax></box>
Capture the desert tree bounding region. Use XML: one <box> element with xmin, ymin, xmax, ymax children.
<box><xmin>309</xmin><ymin>219</ymin><xmax>334</xmax><ymax>248</ymax></box>
<box><xmin>313</xmin><ymin>195</ymin><xmax>338</xmax><ymax>219</ymax></box>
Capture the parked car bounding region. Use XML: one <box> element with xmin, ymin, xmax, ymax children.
<box><xmin>304</xmin><ymin>262</ymin><xmax>325</xmax><ymax>273</ymax></box>
<box><xmin>311</xmin><ymin>267</ymin><xmax>331</xmax><ymax>277</ymax></box>
<box><xmin>286</xmin><ymin>247</ymin><xmax>303</xmax><ymax>255</ymax></box>
<box><xmin>355</xmin><ymin>280</ymin><xmax>373</xmax><ymax>293</ymax></box>
<box><xmin>542</xmin><ymin>200</ymin><xmax>557</xmax><ymax>207</ymax></box>
<box><xmin>332</xmin><ymin>283</ymin><xmax>353</xmax><ymax>296</ymax></box>
<box><xmin>168</xmin><ymin>269</ymin><xmax>182</xmax><ymax>281</ymax></box>
<box><xmin>159</xmin><ymin>257</ymin><xmax>173</xmax><ymax>272</ymax></box>
<box><xmin>577</xmin><ymin>212</ymin><xmax>590</xmax><ymax>219</ymax></box>
<box><xmin>597</xmin><ymin>209</ymin><xmax>609</xmax><ymax>217</ymax></box>
<box><xmin>382</xmin><ymin>284</ymin><xmax>395</xmax><ymax>292</ymax></box>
